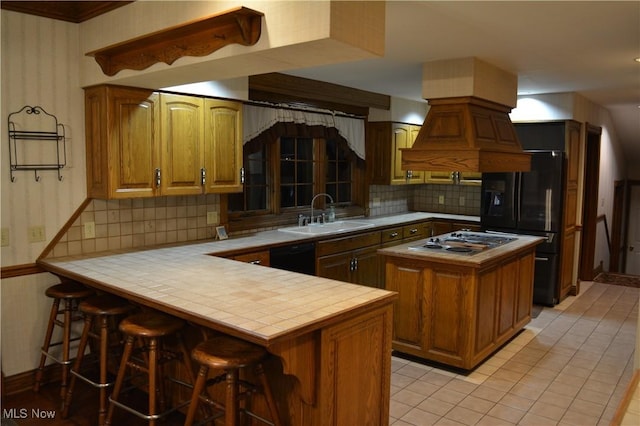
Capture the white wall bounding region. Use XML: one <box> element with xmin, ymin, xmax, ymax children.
<box><xmin>1</xmin><ymin>11</ymin><xmax>87</xmax><ymax>375</ymax></box>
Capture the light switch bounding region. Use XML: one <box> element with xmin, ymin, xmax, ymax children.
<box><xmin>438</xmin><ymin>195</ymin><xmax>445</xmax><ymax>205</ymax></box>
<box><xmin>459</xmin><ymin>196</ymin><xmax>465</xmax><ymax>206</ymax></box>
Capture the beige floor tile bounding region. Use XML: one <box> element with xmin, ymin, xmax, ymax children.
<box><xmin>400</xmin><ymin>407</ymin><xmax>442</xmax><ymax>426</ymax></box>
<box><xmin>417</xmin><ymin>397</ymin><xmax>455</xmax><ymax>417</ymax></box>
<box><xmin>499</xmin><ymin>393</ymin><xmax>536</xmax><ymax>411</ymax></box>
<box><xmin>444</xmin><ymin>406</ymin><xmax>484</xmax><ymax>425</ymax></box>
<box><xmin>528</xmin><ymin>400</ymin><xmax>567</xmax><ymax>421</ymax></box>
<box><xmin>475</xmin><ymin>415</ymin><xmax>516</xmax><ymax>425</ymax></box>
<box><xmin>487</xmin><ymin>403</ymin><xmax>527</xmax><ymax>423</ymax></box>
<box><xmin>393</xmin><ymin>388</ymin><xmax>429</xmax><ymax>406</ymax></box>
<box><xmin>457</xmin><ymin>395</ymin><xmax>496</xmax><ymax>414</ymax></box>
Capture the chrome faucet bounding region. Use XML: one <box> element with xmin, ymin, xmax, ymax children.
<box><xmin>310</xmin><ymin>193</ymin><xmax>334</xmax><ymax>225</ymax></box>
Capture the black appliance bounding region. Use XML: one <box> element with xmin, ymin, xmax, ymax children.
<box><xmin>481</xmin><ymin>150</ymin><xmax>564</xmax><ymax>306</ymax></box>
<box><xmin>269</xmin><ymin>242</ymin><xmax>316</xmax><ymax>275</ymax></box>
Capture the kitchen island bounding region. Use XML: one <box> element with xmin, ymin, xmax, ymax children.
<box><xmin>38</xmin><ymin>242</ymin><xmax>397</xmax><ymax>425</ymax></box>
<box><xmin>378</xmin><ymin>231</ymin><xmax>544</xmax><ymax>370</ymax></box>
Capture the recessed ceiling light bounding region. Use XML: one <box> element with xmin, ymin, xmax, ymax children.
<box><xmin>635</xmin><ymin>57</ymin><xmax>640</xmax><ymax>63</ymax></box>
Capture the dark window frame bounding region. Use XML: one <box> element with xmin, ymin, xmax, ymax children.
<box><xmin>226</xmin><ymin>124</ymin><xmax>366</xmax><ymax>232</ymax></box>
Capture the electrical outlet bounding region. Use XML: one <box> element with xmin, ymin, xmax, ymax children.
<box><xmin>207</xmin><ymin>211</ymin><xmax>219</xmax><ymax>225</ymax></box>
<box><xmin>373</xmin><ymin>197</ymin><xmax>381</xmax><ymax>207</ymax></box>
<box><xmin>84</xmin><ymin>222</ymin><xmax>96</xmax><ymax>239</ymax></box>
<box><xmin>438</xmin><ymin>195</ymin><xmax>445</xmax><ymax>205</ymax></box>
<box><xmin>1</xmin><ymin>228</ymin><xmax>9</xmax><ymax>247</ymax></box>
<box><xmin>28</xmin><ymin>226</ymin><xmax>46</xmax><ymax>243</ymax></box>
<box><xmin>459</xmin><ymin>196</ymin><xmax>465</xmax><ymax>206</ymax></box>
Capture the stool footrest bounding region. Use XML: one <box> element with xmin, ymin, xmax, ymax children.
<box><xmin>108</xmin><ymin>394</ymin><xmax>191</xmax><ymax>421</ymax></box>
<box><xmin>40</xmin><ymin>347</ymin><xmax>79</xmax><ymax>366</ymax></box>
<box><xmin>70</xmin><ymin>369</ymin><xmax>116</xmax><ymax>389</ymax></box>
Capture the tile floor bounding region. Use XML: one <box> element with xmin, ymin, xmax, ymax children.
<box><xmin>389</xmin><ymin>281</ymin><xmax>639</xmax><ymax>425</ymax></box>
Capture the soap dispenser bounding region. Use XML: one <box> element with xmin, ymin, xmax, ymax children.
<box><xmin>328</xmin><ymin>205</ymin><xmax>336</xmax><ymax>222</ymax></box>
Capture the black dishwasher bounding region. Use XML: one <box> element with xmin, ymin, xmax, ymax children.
<box><xmin>269</xmin><ymin>242</ymin><xmax>316</xmax><ymax>275</ymax></box>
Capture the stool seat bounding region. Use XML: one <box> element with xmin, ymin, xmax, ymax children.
<box><xmin>184</xmin><ymin>335</ymin><xmax>282</xmax><ymax>426</ymax></box>
<box><xmin>119</xmin><ymin>313</ymin><xmax>185</xmax><ymax>338</ymax></box>
<box><xmin>79</xmin><ymin>295</ymin><xmax>135</xmax><ymax>316</ymax></box>
<box><xmin>45</xmin><ymin>282</ymin><xmax>94</xmax><ymax>300</ymax></box>
<box><xmin>105</xmin><ymin>311</ymin><xmax>194</xmax><ymax>426</ymax></box>
<box><xmin>192</xmin><ymin>336</ymin><xmax>268</xmax><ymax>370</ymax></box>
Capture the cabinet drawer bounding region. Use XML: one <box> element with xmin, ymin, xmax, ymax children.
<box><xmin>403</xmin><ymin>224</ymin><xmax>426</xmax><ymax>239</ymax></box>
<box><xmin>316</xmin><ymin>231</ymin><xmax>381</xmax><ymax>257</ymax></box>
<box><xmin>380</xmin><ymin>227</ymin><xmax>403</xmax><ymax>244</ymax></box>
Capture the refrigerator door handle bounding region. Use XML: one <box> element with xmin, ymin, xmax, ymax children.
<box><xmin>514</xmin><ymin>172</ymin><xmax>521</xmax><ymax>223</ymax></box>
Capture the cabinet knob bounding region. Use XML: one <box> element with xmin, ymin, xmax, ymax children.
<box><xmin>389</xmin><ymin>232</ymin><xmax>399</xmax><ymax>238</ymax></box>
<box><xmin>409</xmin><ymin>228</ymin><xmax>418</xmax><ymax>234</ymax></box>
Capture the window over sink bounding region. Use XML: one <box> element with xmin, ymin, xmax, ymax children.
<box><xmin>227</xmin><ymin>126</ymin><xmax>366</xmax><ymax>232</ymax></box>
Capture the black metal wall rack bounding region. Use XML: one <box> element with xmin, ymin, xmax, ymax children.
<box><xmin>8</xmin><ymin>105</ymin><xmax>66</xmax><ymax>182</ymax></box>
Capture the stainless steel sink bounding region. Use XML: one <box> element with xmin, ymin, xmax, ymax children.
<box><xmin>278</xmin><ymin>220</ymin><xmax>374</xmax><ymax>235</ymax></box>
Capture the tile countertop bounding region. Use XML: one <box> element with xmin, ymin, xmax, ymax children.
<box><xmin>378</xmin><ymin>233</ymin><xmax>545</xmax><ymax>268</ymax></box>
<box><xmin>38</xmin><ymin>212</ymin><xmax>477</xmax><ymax>346</ymax></box>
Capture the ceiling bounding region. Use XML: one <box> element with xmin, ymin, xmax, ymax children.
<box><xmin>284</xmin><ymin>1</ymin><xmax>640</xmax><ymax>166</ymax></box>
<box><xmin>3</xmin><ymin>1</ymin><xmax>639</xmax><ymax>166</ymax></box>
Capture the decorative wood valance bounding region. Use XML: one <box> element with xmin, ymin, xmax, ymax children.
<box><xmin>86</xmin><ymin>6</ymin><xmax>263</xmax><ymax>76</ymax></box>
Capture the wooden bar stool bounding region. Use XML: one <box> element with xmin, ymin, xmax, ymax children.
<box><xmin>61</xmin><ymin>294</ymin><xmax>135</xmax><ymax>425</ymax></box>
<box><xmin>104</xmin><ymin>312</ymin><xmax>195</xmax><ymax>426</ymax></box>
<box><xmin>33</xmin><ymin>281</ymin><xmax>95</xmax><ymax>397</ymax></box>
<box><xmin>184</xmin><ymin>335</ymin><xmax>282</xmax><ymax>426</ymax></box>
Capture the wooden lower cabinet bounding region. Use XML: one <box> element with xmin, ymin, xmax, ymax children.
<box><xmin>316</xmin><ymin>231</ymin><xmax>382</xmax><ymax>288</ymax></box>
<box><xmin>383</xmin><ymin>250</ymin><xmax>536</xmax><ymax>369</ymax></box>
<box><xmin>267</xmin><ymin>303</ymin><xmax>394</xmax><ymax>425</ymax></box>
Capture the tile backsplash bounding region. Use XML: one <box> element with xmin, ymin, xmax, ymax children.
<box><xmin>369</xmin><ymin>183</ymin><xmax>481</xmax><ymax>217</ymax></box>
<box><xmin>413</xmin><ymin>184</ymin><xmax>481</xmax><ymax>215</ymax></box>
<box><xmin>49</xmin><ymin>184</ymin><xmax>480</xmax><ymax>259</ymax></box>
<box><xmin>49</xmin><ymin>195</ymin><xmax>220</xmax><ymax>258</ymax></box>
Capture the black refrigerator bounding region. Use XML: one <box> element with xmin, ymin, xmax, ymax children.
<box><xmin>481</xmin><ymin>150</ymin><xmax>565</xmax><ymax>306</ymax></box>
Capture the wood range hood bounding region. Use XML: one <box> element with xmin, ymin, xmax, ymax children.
<box><xmin>401</xmin><ymin>58</ymin><xmax>531</xmax><ymax>173</ymax></box>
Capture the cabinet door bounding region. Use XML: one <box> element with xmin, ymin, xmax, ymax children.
<box><xmin>424</xmin><ymin>267</ymin><xmax>469</xmax><ymax>366</ymax></box>
<box><xmin>496</xmin><ymin>257</ymin><xmax>518</xmax><ymax>341</ymax></box>
<box><xmin>391</xmin><ymin>124</ymin><xmax>424</xmax><ymax>185</ymax></box>
<box><xmin>351</xmin><ymin>246</ymin><xmax>381</xmax><ymax>288</ymax></box>
<box><xmin>317</xmin><ymin>252</ymin><xmax>352</xmax><ymax>283</ymax></box>
<box><xmin>204</xmin><ymin>99</ymin><xmax>243</xmax><ymax>193</ymax></box>
<box><xmin>160</xmin><ymin>94</ymin><xmax>205</xmax><ymax>196</ymax></box>
<box><xmin>107</xmin><ymin>87</ymin><xmax>160</xmax><ymax>198</ymax></box>
<box><xmin>385</xmin><ymin>260</ymin><xmax>426</xmax><ymax>354</ymax></box>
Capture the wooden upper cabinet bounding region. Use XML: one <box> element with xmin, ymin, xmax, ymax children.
<box><xmin>367</xmin><ymin>122</ymin><xmax>424</xmax><ymax>185</ymax></box>
<box><xmin>85</xmin><ymin>85</ymin><xmax>160</xmax><ymax>199</ymax></box>
<box><xmin>160</xmin><ymin>94</ymin><xmax>205</xmax><ymax>196</ymax></box>
<box><xmin>85</xmin><ymin>85</ymin><xmax>243</xmax><ymax>199</ymax></box>
<box><xmin>204</xmin><ymin>99</ymin><xmax>243</xmax><ymax>193</ymax></box>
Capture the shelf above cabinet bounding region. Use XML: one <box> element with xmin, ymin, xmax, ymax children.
<box><xmin>86</xmin><ymin>6</ymin><xmax>263</xmax><ymax>76</ymax></box>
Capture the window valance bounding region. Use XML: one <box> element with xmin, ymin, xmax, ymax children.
<box><xmin>243</xmin><ymin>104</ymin><xmax>366</xmax><ymax>159</ymax></box>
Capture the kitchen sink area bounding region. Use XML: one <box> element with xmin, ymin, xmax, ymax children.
<box><xmin>278</xmin><ymin>220</ymin><xmax>375</xmax><ymax>235</ymax></box>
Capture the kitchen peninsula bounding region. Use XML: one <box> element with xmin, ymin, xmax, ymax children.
<box><xmin>38</xmin><ymin>241</ymin><xmax>396</xmax><ymax>425</ymax></box>
<box><xmin>378</xmin><ymin>231</ymin><xmax>544</xmax><ymax>370</ymax></box>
